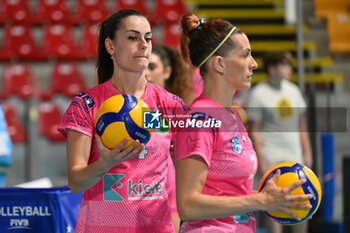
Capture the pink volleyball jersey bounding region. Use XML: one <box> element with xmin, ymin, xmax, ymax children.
<box><xmin>166</xmin><ymin>155</ymin><xmax>178</xmax><ymax>215</ymax></box>
<box><xmin>58</xmin><ymin>80</ymin><xmax>186</xmax><ymax>233</ymax></box>
<box><xmin>176</xmin><ymin>94</ymin><xmax>258</xmax><ymax>233</ymax></box>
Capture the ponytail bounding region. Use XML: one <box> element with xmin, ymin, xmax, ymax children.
<box><xmin>180</xmin><ymin>13</ymin><xmax>243</xmax><ymax>76</ymax></box>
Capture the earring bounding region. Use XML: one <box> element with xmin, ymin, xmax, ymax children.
<box><xmin>111</xmin><ymin>56</ymin><xmax>113</xmax><ymax>59</ymax></box>
<box><xmin>221</xmin><ymin>70</ymin><xmax>225</xmax><ymax>75</ymax></box>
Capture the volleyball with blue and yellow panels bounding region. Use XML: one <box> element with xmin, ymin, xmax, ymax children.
<box><xmin>95</xmin><ymin>94</ymin><xmax>153</xmax><ymax>150</ymax></box>
<box><xmin>258</xmin><ymin>162</ymin><xmax>322</xmax><ymax>225</ymax></box>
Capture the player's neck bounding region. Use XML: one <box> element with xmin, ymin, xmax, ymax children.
<box><xmin>203</xmin><ymin>80</ymin><xmax>235</xmax><ymax>109</ymax></box>
<box><xmin>110</xmin><ymin>73</ymin><xmax>147</xmax><ymax>96</ymax></box>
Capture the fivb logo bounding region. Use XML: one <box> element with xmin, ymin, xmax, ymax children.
<box><xmin>9</xmin><ymin>219</ymin><xmax>31</xmax><ymax>230</ymax></box>
<box><xmin>143</xmin><ymin>109</ymin><xmax>161</xmax><ymax>129</ymax></box>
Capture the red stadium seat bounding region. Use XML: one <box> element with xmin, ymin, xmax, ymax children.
<box><xmin>43</xmin><ymin>24</ymin><xmax>86</xmax><ymax>60</ymax></box>
<box><xmin>163</xmin><ymin>23</ymin><xmax>181</xmax><ymax>47</ymax></box>
<box><xmin>153</xmin><ymin>0</ymin><xmax>187</xmax><ymax>24</ymax></box>
<box><xmin>82</xmin><ymin>23</ymin><xmax>99</xmax><ymax>59</ymax></box>
<box><xmin>2</xmin><ymin>103</ymin><xmax>27</xmax><ymax>143</ymax></box>
<box><xmin>38</xmin><ymin>102</ymin><xmax>65</xmax><ymax>141</ymax></box>
<box><xmin>115</xmin><ymin>0</ymin><xmax>148</xmax><ymax>16</ymax></box>
<box><xmin>51</xmin><ymin>63</ymin><xmax>87</xmax><ymax>98</ymax></box>
<box><xmin>35</xmin><ymin>0</ymin><xmax>75</xmax><ymax>24</ymax></box>
<box><xmin>3</xmin><ymin>24</ymin><xmax>47</xmax><ymax>61</ymax></box>
<box><xmin>0</xmin><ymin>64</ymin><xmax>40</xmax><ymax>100</ymax></box>
<box><xmin>0</xmin><ymin>0</ymin><xmax>35</xmax><ymax>24</ymax></box>
<box><xmin>76</xmin><ymin>0</ymin><xmax>110</xmax><ymax>23</ymax></box>
<box><xmin>0</xmin><ymin>47</ymin><xmax>12</xmax><ymax>62</ymax></box>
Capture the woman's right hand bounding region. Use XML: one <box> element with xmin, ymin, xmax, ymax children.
<box><xmin>95</xmin><ymin>135</ymin><xmax>144</xmax><ymax>172</ymax></box>
<box><xmin>259</xmin><ymin>169</ymin><xmax>313</xmax><ymax>220</ymax></box>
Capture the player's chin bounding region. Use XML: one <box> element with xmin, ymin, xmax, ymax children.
<box><xmin>130</xmin><ymin>60</ymin><xmax>148</xmax><ymax>69</ymax></box>
<box><xmin>240</xmin><ymin>81</ymin><xmax>252</xmax><ymax>90</ymax></box>
<box><xmin>132</xmin><ymin>65</ymin><xmax>148</xmax><ymax>73</ymax></box>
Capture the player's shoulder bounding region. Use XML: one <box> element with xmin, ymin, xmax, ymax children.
<box><xmin>70</xmin><ymin>82</ymin><xmax>110</xmax><ymax>110</ymax></box>
<box><xmin>189</xmin><ymin>96</ymin><xmax>208</xmax><ymax>109</ymax></box>
<box><xmin>185</xmin><ymin>95</ymin><xmax>218</xmax><ymax>119</ymax></box>
<box><xmin>148</xmin><ymin>82</ymin><xmax>172</xmax><ymax>98</ymax></box>
<box><xmin>85</xmin><ymin>81</ymin><xmax>110</xmax><ymax>97</ymax></box>
<box><xmin>148</xmin><ymin>82</ymin><xmax>186</xmax><ymax>108</ymax></box>
<box><xmin>81</xmin><ymin>80</ymin><xmax>117</xmax><ymax>101</ymax></box>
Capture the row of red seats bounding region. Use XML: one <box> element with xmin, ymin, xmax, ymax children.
<box><xmin>1</xmin><ymin>62</ymin><xmax>87</xmax><ymax>143</ymax></box>
<box><xmin>0</xmin><ymin>23</ymin><xmax>98</xmax><ymax>61</ymax></box>
<box><xmin>3</xmin><ymin>101</ymin><xmax>65</xmax><ymax>143</ymax></box>
<box><xmin>0</xmin><ymin>22</ymin><xmax>181</xmax><ymax>61</ymax></box>
<box><xmin>0</xmin><ymin>63</ymin><xmax>87</xmax><ymax>100</ymax></box>
<box><xmin>0</xmin><ymin>0</ymin><xmax>187</xmax><ymax>25</ymax></box>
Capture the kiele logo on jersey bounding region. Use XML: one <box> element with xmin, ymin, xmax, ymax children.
<box><xmin>103</xmin><ymin>174</ymin><xmax>164</xmax><ymax>202</ymax></box>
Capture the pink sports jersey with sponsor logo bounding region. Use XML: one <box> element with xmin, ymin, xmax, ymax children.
<box><xmin>176</xmin><ymin>94</ymin><xmax>258</xmax><ymax>233</ymax></box>
<box><xmin>166</xmin><ymin>155</ymin><xmax>178</xmax><ymax>215</ymax></box>
<box><xmin>58</xmin><ymin>80</ymin><xmax>186</xmax><ymax>233</ymax></box>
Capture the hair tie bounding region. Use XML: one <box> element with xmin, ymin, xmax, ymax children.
<box><xmin>189</xmin><ymin>18</ymin><xmax>206</xmax><ymax>37</ymax></box>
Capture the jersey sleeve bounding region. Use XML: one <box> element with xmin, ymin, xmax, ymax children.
<box><xmin>175</xmin><ymin>115</ymin><xmax>215</xmax><ymax>167</ymax></box>
<box><xmin>166</xmin><ymin>155</ymin><xmax>178</xmax><ymax>215</ymax></box>
<box><xmin>58</xmin><ymin>93</ymin><xmax>95</xmax><ymax>138</ymax></box>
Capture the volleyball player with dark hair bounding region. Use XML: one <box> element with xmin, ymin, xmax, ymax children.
<box><xmin>58</xmin><ymin>9</ymin><xmax>185</xmax><ymax>232</ymax></box>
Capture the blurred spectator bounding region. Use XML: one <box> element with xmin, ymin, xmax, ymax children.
<box><xmin>247</xmin><ymin>51</ymin><xmax>312</xmax><ymax>233</ymax></box>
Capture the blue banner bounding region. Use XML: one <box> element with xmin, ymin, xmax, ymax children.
<box><xmin>0</xmin><ymin>186</ymin><xmax>82</xmax><ymax>232</ymax></box>
<box><xmin>321</xmin><ymin>133</ymin><xmax>335</xmax><ymax>220</ymax></box>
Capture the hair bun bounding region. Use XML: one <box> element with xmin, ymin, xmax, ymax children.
<box><xmin>189</xmin><ymin>18</ymin><xmax>206</xmax><ymax>37</ymax></box>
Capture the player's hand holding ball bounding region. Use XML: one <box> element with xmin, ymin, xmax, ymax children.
<box><xmin>258</xmin><ymin>162</ymin><xmax>322</xmax><ymax>224</ymax></box>
<box><xmin>95</xmin><ymin>136</ymin><xmax>144</xmax><ymax>170</ymax></box>
<box><xmin>94</xmin><ymin>94</ymin><xmax>153</xmax><ymax>168</ymax></box>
